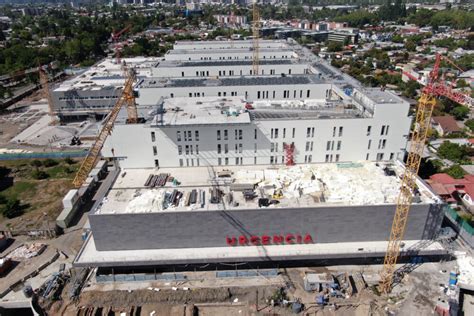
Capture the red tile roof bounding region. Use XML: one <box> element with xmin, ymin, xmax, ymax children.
<box><xmin>431</xmin><ymin>116</ymin><xmax>461</xmax><ymax>133</ymax></box>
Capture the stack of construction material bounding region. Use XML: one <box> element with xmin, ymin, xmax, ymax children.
<box><xmin>6</xmin><ymin>243</ymin><xmax>47</xmax><ymax>261</ymax></box>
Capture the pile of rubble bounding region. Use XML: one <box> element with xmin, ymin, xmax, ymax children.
<box><xmin>6</xmin><ymin>243</ymin><xmax>47</xmax><ymax>261</ymax></box>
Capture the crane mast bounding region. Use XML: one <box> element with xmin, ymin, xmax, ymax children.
<box><xmin>379</xmin><ymin>53</ymin><xmax>470</xmax><ymax>293</ymax></box>
<box><xmin>72</xmin><ymin>68</ymin><xmax>138</xmax><ymax>188</ymax></box>
<box><xmin>252</xmin><ymin>1</ymin><xmax>259</xmax><ymax>76</ymax></box>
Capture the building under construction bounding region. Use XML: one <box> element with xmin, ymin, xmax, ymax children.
<box><xmin>70</xmin><ymin>40</ymin><xmax>447</xmax><ymax>273</ymax></box>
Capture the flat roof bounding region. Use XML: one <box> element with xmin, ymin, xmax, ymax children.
<box><xmin>93</xmin><ymin>161</ymin><xmax>438</xmax><ymax>216</ymax></box>
<box><xmin>167</xmin><ymin>48</ymin><xmax>293</xmax><ymax>55</ymax></box>
<box><xmin>156</xmin><ymin>59</ymin><xmax>299</xmax><ymax>68</ymax></box>
<box><xmin>74</xmin><ymin>236</ymin><xmax>447</xmax><ymax>267</ymax></box>
<box><xmin>150</xmin><ymin>96</ymin><xmax>251</xmax><ymax>126</ymax></box>
<box><xmin>138</xmin><ymin>75</ymin><xmax>319</xmax><ymax>89</ymax></box>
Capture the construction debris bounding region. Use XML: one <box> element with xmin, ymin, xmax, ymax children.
<box><xmin>6</xmin><ymin>243</ymin><xmax>47</xmax><ymax>261</ymax></box>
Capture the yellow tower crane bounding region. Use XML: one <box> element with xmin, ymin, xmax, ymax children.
<box><xmin>72</xmin><ymin>68</ymin><xmax>138</xmax><ymax>188</ymax></box>
<box><xmin>252</xmin><ymin>0</ymin><xmax>260</xmax><ymax>76</ymax></box>
<box><xmin>379</xmin><ymin>54</ymin><xmax>472</xmax><ymax>293</ymax></box>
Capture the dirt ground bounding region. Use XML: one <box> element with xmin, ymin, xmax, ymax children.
<box><xmin>0</xmin><ymin>159</ymin><xmax>78</xmax><ymax>231</ymax></box>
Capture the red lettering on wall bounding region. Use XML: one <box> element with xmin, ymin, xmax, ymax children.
<box><xmin>273</xmin><ymin>235</ymin><xmax>284</xmax><ymax>244</ymax></box>
<box><xmin>250</xmin><ymin>235</ymin><xmax>260</xmax><ymax>245</ymax></box>
<box><xmin>228</xmin><ymin>233</ymin><xmax>313</xmax><ymax>246</ymax></box>
<box><xmin>226</xmin><ymin>236</ymin><xmax>237</xmax><ymax>246</ymax></box>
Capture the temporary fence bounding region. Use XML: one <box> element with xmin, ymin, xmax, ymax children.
<box><xmin>0</xmin><ymin>151</ymin><xmax>87</xmax><ymax>160</ymax></box>
<box><xmin>445</xmin><ymin>206</ymin><xmax>474</xmax><ymax>236</ymax></box>
<box><xmin>216</xmin><ymin>269</ymin><xmax>278</xmax><ymax>278</ymax></box>
<box><xmin>96</xmin><ymin>273</ymin><xmax>186</xmax><ymax>283</ymax></box>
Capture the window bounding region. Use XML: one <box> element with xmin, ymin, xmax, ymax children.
<box><xmin>154</xmin><ymin>159</ymin><xmax>159</xmax><ymax>167</ymax></box>
<box><xmin>225</xmin><ymin>157</ymin><xmax>229</xmax><ymax>165</ymax></box>
<box><xmin>217</xmin><ymin>130</ymin><xmax>221</xmax><ymax>141</ymax></box>
<box><xmin>196</xmin><ymin>145</ymin><xmax>199</xmax><ymax>154</ymax></box>
<box><xmin>195</xmin><ymin>131</ymin><xmax>199</xmax><ymax>141</ymax></box>
<box><xmin>325</xmin><ymin>154</ymin><xmax>330</xmax><ymax>162</ymax></box>
<box><xmin>271</xmin><ymin>128</ymin><xmax>274</xmax><ymax>139</ymax></box>
<box><xmin>305</xmin><ymin>141</ymin><xmax>311</xmax><ymax>152</ymax></box>
<box><xmin>190</xmin><ymin>145</ymin><xmax>193</xmax><ymax>155</ymax></box>
<box><xmin>292</xmin><ymin>128</ymin><xmax>295</xmax><ymax>138</ymax></box>
<box><xmin>385</xmin><ymin>125</ymin><xmax>389</xmax><ymax>135</ymax></box>
<box><xmin>367</xmin><ymin>126</ymin><xmax>371</xmax><ymax>136</ymax></box>
<box><xmin>254</xmin><ymin>143</ymin><xmax>257</xmax><ymax>153</ymax></box>
<box><xmin>189</xmin><ymin>93</ymin><xmax>192</xmax><ymax>97</ymax></box>
<box><xmin>326</xmin><ymin>141</ymin><xmax>331</xmax><ymax>151</ymax></box>
<box><xmin>225</xmin><ymin>144</ymin><xmax>228</xmax><ymax>154</ymax></box>
<box><xmin>235</xmin><ymin>144</ymin><xmax>238</xmax><ymax>153</ymax></box>
<box><xmin>235</xmin><ymin>157</ymin><xmax>239</xmax><ymax>165</ymax></box>
<box><xmin>337</xmin><ymin>141</ymin><xmax>341</xmax><ymax>150</ymax></box>
<box><xmin>382</xmin><ymin>139</ymin><xmax>386</xmax><ymax>149</ymax></box>
<box><xmin>306</xmin><ymin>89</ymin><xmax>310</xmax><ymax>98</ymax></box>
<box><xmin>224</xmin><ymin>130</ymin><xmax>228</xmax><ymax>140</ymax></box>
<box><xmin>311</xmin><ymin>128</ymin><xmax>315</xmax><ymax>138</ymax></box>
<box><xmin>239</xmin><ymin>129</ymin><xmax>243</xmax><ymax>140</ymax></box>
<box><xmin>275</xmin><ymin>143</ymin><xmax>279</xmax><ymax>152</ymax></box>
<box><xmin>271</xmin><ymin>143</ymin><xmax>275</xmax><ymax>152</ymax></box>
<box><xmin>184</xmin><ymin>131</ymin><xmax>187</xmax><ymax>141</ymax></box>
<box><xmin>390</xmin><ymin>152</ymin><xmax>394</xmax><ymax>160</ymax></box>
<box><xmin>254</xmin><ymin>129</ymin><xmax>257</xmax><ymax>140</ymax></box>
<box><xmin>185</xmin><ymin>145</ymin><xmax>189</xmax><ymax>155</ymax></box>
<box><xmin>381</xmin><ymin>125</ymin><xmax>385</xmax><ymax>135</ymax></box>
<box><xmin>335</xmin><ymin>154</ymin><xmax>340</xmax><ymax>162</ymax></box>
<box><xmin>153</xmin><ymin>146</ymin><xmax>157</xmax><ymax>156</ymax></box>
<box><xmin>217</xmin><ymin>144</ymin><xmax>221</xmax><ymax>154</ymax></box>
<box><xmin>338</xmin><ymin>127</ymin><xmax>343</xmax><ymax>137</ymax></box>
<box><xmin>307</xmin><ymin>127</ymin><xmax>311</xmax><ymax>138</ymax></box>
<box><xmin>274</xmin><ymin>128</ymin><xmax>278</xmax><ymax>139</ymax></box>
<box><xmin>178</xmin><ymin>145</ymin><xmax>182</xmax><ymax>155</ymax></box>
<box><xmin>151</xmin><ymin>132</ymin><xmax>156</xmax><ymax>142</ymax></box>
<box><xmin>376</xmin><ymin>153</ymin><xmax>384</xmax><ymax>161</ymax></box>
<box><xmin>181</xmin><ymin>72</ymin><xmax>184</xmax><ymax>77</ymax></box>
<box><xmin>331</xmin><ymin>141</ymin><xmax>334</xmax><ymax>150</ymax></box>
<box><xmin>368</xmin><ymin>140</ymin><xmax>372</xmax><ymax>150</ymax></box>
<box><xmin>177</xmin><ymin>131</ymin><xmax>181</xmax><ymax>142</ymax></box>
<box><xmin>218</xmin><ymin>92</ymin><xmax>221</xmax><ymax>97</ymax></box>
<box><xmin>366</xmin><ymin>153</ymin><xmax>370</xmax><ymax>160</ymax></box>
<box><xmin>332</xmin><ymin>127</ymin><xmax>336</xmax><ymax>137</ymax></box>
<box><xmin>254</xmin><ymin>157</ymin><xmax>257</xmax><ymax>164</ymax></box>
<box><xmin>239</xmin><ymin>144</ymin><xmax>243</xmax><ymax>153</ymax></box>
<box><xmin>218</xmin><ymin>157</ymin><xmax>222</xmax><ymax>166</ymax></box>
<box><xmin>180</xmin><ymin>159</ymin><xmax>184</xmax><ymax>167</ymax></box>
<box><xmin>270</xmin><ymin>156</ymin><xmax>274</xmax><ymax>164</ymax></box>
<box><xmin>187</xmin><ymin>131</ymin><xmax>192</xmax><ymax>141</ymax></box>
<box><xmin>283</xmin><ymin>128</ymin><xmax>286</xmax><ymax>138</ymax></box>
<box><xmin>197</xmin><ymin>158</ymin><xmax>200</xmax><ymax>166</ymax></box>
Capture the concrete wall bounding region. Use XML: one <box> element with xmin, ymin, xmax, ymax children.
<box><xmin>173</xmin><ymin>40</ymin><xmax>288</xmax><ymax>50</ymax></box>
<box><xmin>102</xmin><ymin>94</ymin><xmax>410</xmax><ymax>169</ymax></box>
<box><xmin>164</xmin><ymin>50</ymin><xmax>295</xmax><ymax>61</ymax></box>
<box><xmin>135</xmin><ymin>82</ymin><xmax>332</xmax><ymax>105</ymax></box>
<box><xmin>89</xmin><ymin>203</ymin><xmax>444</xmax><ymax>251</ymax></box>
<box><xmin>151</xmin><ymin>63</ymin><xmax>309</xmax><ymax>78</ymax></box>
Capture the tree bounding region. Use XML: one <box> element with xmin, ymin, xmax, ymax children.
<box><xmin>443</xmin><ymin>165</ymin><xmax>466</xmax><ymax>179</ymax></box>
<box><xmin>1</xmin><ymin>198</ymin><xmax>23</xmax><ymax>219</ymax></box>
<box><xmin>327</xmin><ymin>41</ymin><xmax>343</xmax><ymax>52</ymax></box>
<box><xmin>31</xmin><ymin>170</ymin><xmax>49</xmax><ymax>180</ymax></box>
<box><xmin>451</xmin><ymin>106</ymin><xmax>469</xmax><ymax>120</ymax></box>
<box><xmin>457</xmin><ymin>79</ymin><xmax>469</xmax><ymax>88</ymax></box>
<box><xmin>31</xmin><ymin>160</ymin><xmax>42</xmax><ymax>168</ymax></box>
<box><xmin>465</xmin><ymin>119</ymin><xmax>474</xmax><ymax>132</ymax></box>
<box><xmin>437</xmin><ymin>141</ymin><xmax>469</xmax><ymax>163</ymax></box>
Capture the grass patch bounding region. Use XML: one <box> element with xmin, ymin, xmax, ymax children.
<box><xmin>46</xmin><ymin>165</ymin><xmax>78</xmax><ymax>179</ymax></box>
<box><xmin>1</xmin><ymin>181</ymin><xmax>37</xmax><ymax>200</ymax></box>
